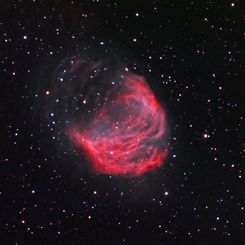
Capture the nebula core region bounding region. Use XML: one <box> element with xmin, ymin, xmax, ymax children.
<box><xmin>69</xmin><ymin>74</ymin><xmax>168</xmax><ymax>176</ymax></box>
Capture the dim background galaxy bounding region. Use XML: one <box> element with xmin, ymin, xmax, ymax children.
<box><xmin>0</xmin><ymin>1</ymin><xmax>244</xmax><ymax>244</ymax></box>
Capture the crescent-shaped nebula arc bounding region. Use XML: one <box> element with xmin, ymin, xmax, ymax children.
<box><xmin>68</xmin><ymin>72</ymin><xmax>168</xmax><ymax>176</ymax></box>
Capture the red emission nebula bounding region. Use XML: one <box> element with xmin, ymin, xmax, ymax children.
<box><xmin>69</xmin><ymin>75</ymin><xmax>168</xmax><ymax>176</ymax></box>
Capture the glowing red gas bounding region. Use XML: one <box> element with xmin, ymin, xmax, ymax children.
<box><xmin>69</xmin><ymin>75</ymin><xmax>168</xmax><ymax>176</ymax></box>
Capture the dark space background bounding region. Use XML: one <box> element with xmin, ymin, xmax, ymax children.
<box><xmin>0</xmin><ymin>0</ymin><xmax>244</xmax><ymax>244</ymax></box>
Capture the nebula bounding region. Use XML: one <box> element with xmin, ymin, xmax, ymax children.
<box><xmin>46</xmin><ymin>56</ymin><xmax>168</xmax><ymax>176</ymax></box>
<box><xmin>69</xmin><ymin>74</ymin><xmax>168</xmax><ymax>176</ymax></box>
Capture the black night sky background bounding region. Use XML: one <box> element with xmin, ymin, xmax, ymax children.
<box><xmin>1</xmin><ymin>0</ymin><xmax>244</xmax><ymax>244</ymax></box>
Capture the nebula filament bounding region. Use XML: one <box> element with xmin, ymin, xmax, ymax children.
<box><xmin>69</xmin><ymin>74</ymin><xmax>168</xmax><ymax>176</ymax></box>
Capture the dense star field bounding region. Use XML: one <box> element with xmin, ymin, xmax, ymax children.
<box><xmin>1</xmin><ymin>1</ymin><xmax>244</xmax><ymax>244</ymax></box>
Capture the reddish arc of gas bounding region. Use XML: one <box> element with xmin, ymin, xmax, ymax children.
<box><xmin>69</xmin><ymin>75</ymin><xmax>168</xmax><ymax>176</ymax></box>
